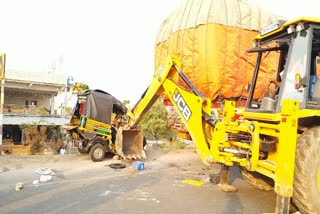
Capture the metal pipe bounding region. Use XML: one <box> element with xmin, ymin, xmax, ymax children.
<box><xmin>174</xmin><ymin>64</ymin><xmax>207</xmax><ymax>102</ymax></box>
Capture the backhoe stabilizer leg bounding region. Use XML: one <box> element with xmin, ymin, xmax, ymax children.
<box><xmin>275</xmin><ymin>195</ymin><xmax>290</xmax><ymax>214</ymax></box>
<box><xmin>216</xmin><ymin>164</ymin><xmax>237</xmax><ymax>192</ymax></box>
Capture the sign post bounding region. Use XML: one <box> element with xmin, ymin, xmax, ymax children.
<box><xmin>0</xmin><ymin>54</ymin><xmax>6</xmax><ymax>156</ymax></box>
<box><xmin>64</xmin><ymin>76</ymin><xmax>74</xmax><ymax>117</ymax></box>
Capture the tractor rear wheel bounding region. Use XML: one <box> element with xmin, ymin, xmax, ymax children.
<box><xmin>293</xmin><ymin>126</ymin><xmax>320</xmax><ymax>213</ymax></box>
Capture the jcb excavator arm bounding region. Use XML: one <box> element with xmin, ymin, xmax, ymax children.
<box><xmin>125</xmin><ymin>56</ymin><xmax>214</xmax><ymax>164</ymax></box>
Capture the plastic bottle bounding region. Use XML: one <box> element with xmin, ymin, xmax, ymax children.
<box><xmin>132</xmin><ymin>161</ymin><xmax>144</xmax><ymax>171</ymax></box>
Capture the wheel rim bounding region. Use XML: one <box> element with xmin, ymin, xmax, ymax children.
<box><xmin>317</xmin><ymin>166</ymin><xmax>320</xmax><ymax>192</ymax></box>
<box><xmin>94</xmin><ymin>148</ymin><xmax>103</xmax><ymax>159</ymax></box>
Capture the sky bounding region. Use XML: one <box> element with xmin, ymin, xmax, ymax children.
<box><xmin>1</xmin><ymin>0</ymin><xmax>320</xmax><ymax>106</ymax></box>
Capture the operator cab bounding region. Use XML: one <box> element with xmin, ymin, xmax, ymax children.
<box><xmin>246</xmin><ymin>18</ymin><xmax>320</xmax><ymax>113</ymax></box>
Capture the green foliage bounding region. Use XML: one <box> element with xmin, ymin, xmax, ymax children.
<box><xmin>72</xmin><ymin>82</ymin><xmax>90</xmax><ymax>94</ymax></box>
<box><xmin>19</xmin><ymin>123</ymin><xmax>31</xmax><ymax>129</ymax></box>
<box><xmin>47</xmin><ymin>123</ymin><xmax>58</xmax><ymax>142</ymax></box>
<box><xmin>36</xmin><ymin>107</ymin><xmax>50</xmax><ymax>115</ymax></box>
<box><xmin>158</xmin><ymin>140</ymin><xmax>187</xmax><ymax>150</ymax></box>
<box><xmin>123</xmin><ymin>100</ymin><xmax>130</xmax><ymax>106</ymax></box>
<box><xmin>140</xmin><ymin>99</ymin><xmax>176</xmax><ymax>141</ymax></box>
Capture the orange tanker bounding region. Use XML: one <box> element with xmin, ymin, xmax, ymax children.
<box><xmin>155</xmin><ymin>0</ymin><xmax>286</xmax><ymax>106</ymax></box>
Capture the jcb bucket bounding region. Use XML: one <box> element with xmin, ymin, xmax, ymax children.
<box><xmin>115</xmin><ymin>127</ymin><xmax>146</xmax><ymax>159</ymax></box>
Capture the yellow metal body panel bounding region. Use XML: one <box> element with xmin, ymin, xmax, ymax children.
<box><xmin>0</xmin><ymin>53</ymin><xmax>6</xmax><ymax>80</ymax></box>
<box><xmin>212</xmin><ymin>100</ymin><xmax>299</xmax><ymax>197</ymax></box>
<box><xmin>63</xmin><ymin>124</ymin><xmax>78</xmax><ymax>131</ymax></box>
<box><xmin>79</xmin><ymin>117</ymin><xmax>111</xmax><ymax>137</ymax></box>
<box><xmin>70</xmin><ymin>117</ymin><xmax>80</xmax><ymax>126</ymax></box>
<box><xmin>317</xmin><ymin>168</ymin><xmax>320</xmax><ymax>192</ymax></box>
<box><xmin>162</xmin><ymin>78</ymin><xmax>211</xmax><ymax>164</ymax></box>
<box><xmin>256</xmin><ymin>17</ymin><xmax>320</xmax><ymax>40</ymax></box>
<box><xmin>274</xmin><ymin>100</ymin><xmax>299</xmax><ymax>197</ymax></box>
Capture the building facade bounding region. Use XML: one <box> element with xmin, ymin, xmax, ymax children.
<box><xmin>2</xmin><ymin>68</ymin><xmax>70</xmax><ymax>145</ymax></box>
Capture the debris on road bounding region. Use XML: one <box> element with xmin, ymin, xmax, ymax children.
<box><xmin>209</xmin><ymin>173</ymin><xmax>221</xmax><ymax>184</ymax></box>
<box><xmin>15</xmin><ymin>182</ymin><xmax>24</xmax><ymax>191</ymax></box>
<box><xmin>0</xmin><ymin>167</ymin><xmax>9</xmax><ymax>173</ymax></box>
<box><xmin>34</xmin><ymin>167</ymin><xmax>55</xmax><ymax>183</ymax></box>
<box><xmin>217</xmin><ymin>183</ymin><xmax>238</xmax><ymax>192</ymax></box>
<box><xmin>132</xmin><ymin>161</ymin><xmax>144</xmax><ymax>171</ymax></box>
<box><xmin>34</xmin><ymin>167</ymin><xmax>55</xmax><ymax>175</ymax></box>
<box><xmin>32</xmin><ymin>179</ymin><xmax>39</xmax><ymax>185</ymax></box>
<box><xmin>112</xmin><ymin>155</ymin><xmax>121</xmax><ymax>160</ymax></box>
<box><xmin>182</xmin><ymin>179</ymin><xmax>204</xmax><ymax>186</ymax></box>
<box><xmin>108</xmin><ymin>163</ymin><xmax>126</xmax><ymax>169</ymax></box>
<box><xmin>59</xmin><ymin>147</ymin><xmax>67</xmax><ymax>155</ymax></box>
<box><xmin>151</xmin><ymin>198</ymin><xmax>160</xmax><ymax>203</ymax></box>
<box><xmin>99</xmin><ymin>190</ymin><xmax>111</xmax><ymax>197</ymax></box>
<box><xmin>39</xmin><ymin>175</ymin><xmax>53</xmax><ymax>182</ymax></box>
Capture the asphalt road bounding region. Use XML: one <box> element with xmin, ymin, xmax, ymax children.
<box><xmin>0</xmin><ymin>146</ymin><xmax>277</xmax><ymax>214</ymax></box>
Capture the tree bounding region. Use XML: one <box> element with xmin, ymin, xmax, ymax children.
<box><xmin>72</xmin><ymin>82</ymin><xmax>90</xmax><ymax>94</ymax></box>
<box><xmin>123</xmin><ymin>100</ymin><xmax>130</xmax><ymax>107</ymax></box>
<box><xmin>140</xmin><ymin>99</ymin><xmax>176</xmax><ymax>142</ymax></box>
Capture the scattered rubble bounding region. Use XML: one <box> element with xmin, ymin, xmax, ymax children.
<box><xmin>15</xmin><ymin>182</ymin><xmax>24</xmax><ymax>191</ymax></box>
<box><xmin>35</xmin><ymin>167</ymin><xmax>55</xmax><ymax>175</ymax></box>
<box><xmin>32</xmin><ymin>180</ymin><xmax>39</xmax><ymax>185</ymax></box>
<box><xmin>39</xmin><ymin>175</ymin><xmax>53</xmax><ymax>182</ymax></box>
<box><xmin>34</xmin><ymin>167</ymin><xmax>55</xmax><ymax>184</ymax></box>
<box><xmin>0</xmin><ymin>167</ymin><xmax>9</xmax><ymax>173</ymax></box>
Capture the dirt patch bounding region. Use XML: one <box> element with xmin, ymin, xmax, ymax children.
<box><xmin>158</xmin><ymin>141</ymin><xmax>187</xmax><ymax>150</ymax></box>
<box><xmin>0</xmin><ymin>167</ymin><xmax>10</xmax><ymax>173</ymax></box>
<box><xmin>19</xmin><ymin>125</ymin><xmax>64</xmax><ymax>155</ymax></box>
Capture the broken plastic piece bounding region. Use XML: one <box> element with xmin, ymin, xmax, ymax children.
<box><xmin>182</xmin><ymin>179</ymin><xmax>204</xmax><ymax>186</ymax></box>
<box><xmin>39</xmin><ymin>175</ymin><xmax>53</xmax><ymax>182</ymax></box>
<box><xmin>15</xmin><ymin>182</ymin><xmax>24</xmax><ymax>191</ymax></box>
<box><xmin>132</xmin><ymin>161</ymin><xmax>144</xmax><ymax>171</ymax></box>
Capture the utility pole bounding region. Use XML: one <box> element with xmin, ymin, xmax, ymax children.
<box><xmin>65</xmin><ymin>76</ymin><xmax>74</xmax><ymax>117</ymax></box>
<box><xmin>0</xmin><ymin>54</ymin><xmax>6</xmax><ymax>156</ymax></box>
<box><xmin>64</xmin><ymin>85</ymin><xmax>67</xmax><ymax>117</ymax></box>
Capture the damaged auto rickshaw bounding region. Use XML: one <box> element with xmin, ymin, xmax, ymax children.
<box><xmin>64</xmin><ymin>89</ymin><xmax>145</xmax><ymax>162</ymax></box>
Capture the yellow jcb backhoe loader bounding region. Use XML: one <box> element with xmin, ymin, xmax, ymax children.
<box><xmin>119</xmin><ymin>17</ymin><xmax>320</xmax><ymax>213</ymax></box>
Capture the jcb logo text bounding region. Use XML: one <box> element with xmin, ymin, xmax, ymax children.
<box><xmin>173</xmin><ymin>89</ymin><xmax>192</xmax><ymax>121</ymax></box>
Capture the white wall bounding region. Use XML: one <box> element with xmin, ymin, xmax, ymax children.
<box><xmin>5</xmin><ymin>91</ymin><xmax>51</xmax><ymax>109</ymax></box>
<box><xmin>55</xmin><ymin>91</ymin><xmax>77</xmax><ymax>115</ymax></box>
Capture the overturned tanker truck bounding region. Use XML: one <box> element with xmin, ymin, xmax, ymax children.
<box><xmin>156</xmin><ymin>0</ymin><xmax>285</xmax><ymax>140</ymax></box>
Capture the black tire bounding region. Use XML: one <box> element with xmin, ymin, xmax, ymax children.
<box><xmin>108</xmin><ymin>163</ymin><xmax>126</xmax><ymax>169</ymax></box>
<box><xmin>89</xmin><ymin>143</ymin><xmax>106</xmax><ymax>162</ymax></box>
<box><xmin>77</xmin><ymin>139</ymin><xmax>87</xmax><ymax>154</ymax></box>
<box><xmin>78</xmin><ymin>146</ymin><xmax>87</xmax><ymax>154</ymax></box>
<box><xmin>143</xmin><ymin>137</ymin><xmax>147</xmax><ymax>148</ymax></box>
<box><xmin>293</xmin><ymin>127</ymin><xmax>320</xmax><ymax>213</ymax></box>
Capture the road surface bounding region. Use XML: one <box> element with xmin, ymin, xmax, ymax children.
<box><xmin>0</xmin><ymin>146</ymin><xmax>277</xmax><ymax>214</ymax></box>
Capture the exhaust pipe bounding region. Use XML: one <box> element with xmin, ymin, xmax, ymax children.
<box><xmin>115</xmin><ymin>127</ymin><xmax>146</xmax><ymax>159</ymax></box>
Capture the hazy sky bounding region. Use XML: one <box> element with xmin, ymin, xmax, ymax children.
<box><xmin>1</xmin><ymin>0</ymin><xmax>320</xmax><ymax>105</ymax></box>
